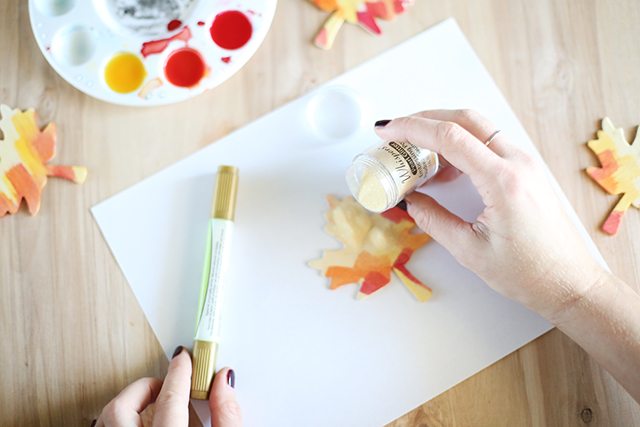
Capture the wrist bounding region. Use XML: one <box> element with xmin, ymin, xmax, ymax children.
<box><xmin>542</xmin><ymin>265</ymin><xmax>611</xmax><ymax>326</ymax></box>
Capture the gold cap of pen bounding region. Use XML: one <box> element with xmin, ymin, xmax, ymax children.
<box><xmin>211</xmin><ymin>165</ymin><xmax>239</xmax><ymax>221</ymax></box>
<box><xmin>191</xmin><ymin>340</ymin><xmax>218</xmax><ymax>400</ymax></box>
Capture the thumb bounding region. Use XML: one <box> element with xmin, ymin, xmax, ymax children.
<box><xmin>209</xmin><ymin>368</ymin><xmax>242</xmax><ymax>427</ymax></box>
<box><xmin>405</xmin><ymin>192</ymin><xmax>475</xmax><ymax>255</ymax></box>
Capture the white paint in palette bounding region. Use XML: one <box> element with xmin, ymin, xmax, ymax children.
<box><xmin>50</xmin><ymin>25</ymin><xmax>96</xmax><ymax>66</ymax></box>
<box><xmin>33</xmin><ymin>0</ymin><xmax>75</xmax><ymax>16</ymax></box>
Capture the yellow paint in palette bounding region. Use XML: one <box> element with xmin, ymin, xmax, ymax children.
<box><xmin>104</xmin><ymin>53</ymin><xmax>146</xmax><ymax>94</ymax></box>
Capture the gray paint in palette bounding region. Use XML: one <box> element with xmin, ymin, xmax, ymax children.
<box><xmin>106</xmin><ymin>0</ymin><xmax>196</xmax><ymax>35</ymax></box>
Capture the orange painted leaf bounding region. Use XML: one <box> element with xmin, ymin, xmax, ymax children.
<box><xmin>310</xmin><ymin>0</ymin><xmax>414</xmax><ymax>49</ymax></box>
<box><xmin>0</xmin><ymin>104</ymin><xmax>87</xmax><ymax>217</ymax></box>
<box><xmin>308</xmin><ymin>195</ymin><xmax>433</xmax><ymax>301</ymax></box>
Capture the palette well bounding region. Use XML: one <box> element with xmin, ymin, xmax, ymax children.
<box><xmin>29</xmin><ymin>0</ymin><xmax>277</xmax><ymax>106</ymax></box>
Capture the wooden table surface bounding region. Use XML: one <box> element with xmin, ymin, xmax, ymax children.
<box><xmin>2</xmin><ymin>1</ymin><xmax>640</xmax><ymax>426</ymax></box>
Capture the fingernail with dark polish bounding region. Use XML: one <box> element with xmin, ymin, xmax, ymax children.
<box><xmin>375</xmin><ymin>119</ymin><xmax>391</xmax><ymax>128</ymax></box>
<box><xmin>172</xmin><ymin>346</ymin><xmax>184</xmax><ymax>359</ymax></box>
<box><xmin>90</xmin><ymin>420</ymin><xmax>97</xmax><ymax>427</ymax></box>
<box><xmin>396</xmin><ymin>200</ymin><xmax>407</xmax><ymax>211</ymax></box>
<box><xmin>227</xmin><ymin>369</ymin><xmax>235</xmax><ymax>388</ymax></box>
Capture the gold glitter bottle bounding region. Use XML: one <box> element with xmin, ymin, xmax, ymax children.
<box><xmin>346</xmin><ymin>141</ymin><xmax>439</xmax><ymax>212</ymax></box>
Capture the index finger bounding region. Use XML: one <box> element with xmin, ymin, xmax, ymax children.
<box><xmin>374</xmin><ymin>116</ymin><xmax>503</xmax><ymax>183</ymax></box>
<box><xmin>411</xmin><ymin>109</ymin><xmax>517</xmax><ymax>158</ymax></box>
<box><xmin>153</xmin><ymin>347</ymin><xmax>193</xmax><ymax>427</ymax></box>
<box><xmin>97</xmin><ymin>377</ymin><xmax>162</xmax><ymax>426</ymax></box>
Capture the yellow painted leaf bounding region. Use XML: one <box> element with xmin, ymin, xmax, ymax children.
<box><xmin>586</xmin><ymin>117</ymin><xmax>640</xmax><ymax>234</ymax></box>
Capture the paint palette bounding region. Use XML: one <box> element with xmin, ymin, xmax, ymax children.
<box><xmin>29</xmin><ymin>0</ymin><xmax>277</xmax><ymax>106</ymax></box>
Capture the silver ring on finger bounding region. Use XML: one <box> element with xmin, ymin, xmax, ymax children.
<box><xmin>484</xmin><ymin>130</ymin><xmax>501</xmax><ymax>147</ymax></box>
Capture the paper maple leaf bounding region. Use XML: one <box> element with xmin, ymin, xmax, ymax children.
<box><xmin>311</xmin><ymin>0</ymin><xmax>413</xmax><ymax>50</ymax></box>
<box><xmin>586</xmin><ymin>117</ymin><xmax>640</xmax><ymax>235</ymax></box>
<box><xmin>309</xmin><ymin>195</ymin><xmax>433</xmax><ymax>301</ymax></box>
<box><xmin>0</xmin><ymin>104</ymin><xmax>87</xmax><ymax>216</ymax></box>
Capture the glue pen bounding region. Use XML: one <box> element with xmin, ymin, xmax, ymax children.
<box><xmin>191</xmin><ymin>165</ymin><xmax>239</xmax><ymax>400</ymax></box>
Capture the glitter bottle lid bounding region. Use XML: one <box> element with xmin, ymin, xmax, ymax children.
<box><xmin>346</xmin><ymin>154</ymin><xmax>399</xmax><ymax>213</ymax></box>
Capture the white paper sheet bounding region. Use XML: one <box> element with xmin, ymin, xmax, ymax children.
<box><xmin>92</xmin><ymin>19</ymin><xmax>606</xmax><ymax>427</ymax></box>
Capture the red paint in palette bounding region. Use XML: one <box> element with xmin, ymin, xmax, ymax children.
<box><xmin>164</xmin><ymin>47</ymin><xmax>206</xmax><ymax>87</ymax></box>
<box><xmin>197</xmin><ymin>20</ymin><xmax>205</xmax><ymax>26</ymax></box>
<box><xmin>167</xmin><ymin>19</ymin><xmax>182</xmax><ymax>31</ymax></box>
<box><xmin>210</xmin><ymin>10</ymin><xmax>252</xmax><ymax>50</ymax></box>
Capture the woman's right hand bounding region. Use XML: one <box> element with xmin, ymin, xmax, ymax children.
<box><xmin>375</xmin><ymin>109</ymin><xmax>607</xmax><ymax>323</ymax></box>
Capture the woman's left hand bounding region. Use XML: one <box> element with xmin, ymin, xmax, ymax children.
<box><xmin>94</xmin><ymin>346</ymin><xmax>242</xmax><ymax>427</ymax></box>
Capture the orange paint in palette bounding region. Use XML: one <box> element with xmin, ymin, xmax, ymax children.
<box><xmin>165</xmin><ymin>48</ymin><xmax>207</xmax><ymax>88</ymax></box>
<box><xmin>104</xmin><ymin>53</ymin><xmax>147</xmax><ymax>94</ymax></box>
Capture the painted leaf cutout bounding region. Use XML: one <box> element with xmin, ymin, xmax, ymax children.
<box><xmin>586</xmin><ymin>117</ymin><xmax>640</xmax><ymax>235</ymax></box>
<box><xmin>309</xmin><ymin>195</ymin><xmax>433</xmax><ymax>301</ymax></box>
<box><xmin>311</xmin><ymin>0</ymin><xmax>413</xmax><ymax>50</ymax></box>
<box><xmin>0</xmin><ymin>104</ymin><xmax>87</xmax><ymax>217</ymax></box>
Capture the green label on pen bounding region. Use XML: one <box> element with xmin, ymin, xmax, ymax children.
<box><xmin>195</xmin><ymin>218</ymin><xmax>234</xmax><ymax>342</ymax></box>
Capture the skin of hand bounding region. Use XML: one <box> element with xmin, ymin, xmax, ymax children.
<box><xmin>375</xmin><ymin>109</ymin><xmax>606</xmax><ymax>320</ymax></box>
<box><xmin>375</xmin><ymin>109</ymin><xmax>640</xmax><ymax>402</ymax></box>
<box><xmin>94</xmin><ymin>347</ymin><xmax>242</xmax><ymax>427</ymax></box>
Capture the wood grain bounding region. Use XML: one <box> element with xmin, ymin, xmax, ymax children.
<box><xmin>1</xmin><ymin>1</ymin><xmax>639</xmax><ymax>426</ymax></box>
